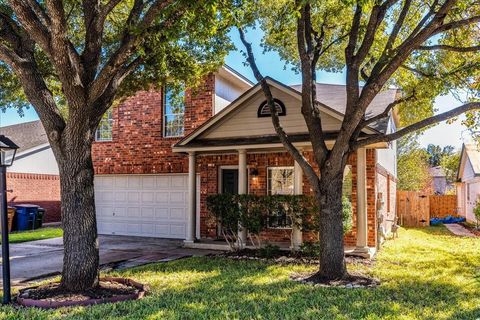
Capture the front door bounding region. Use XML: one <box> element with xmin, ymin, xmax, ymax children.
<box><xmin>221</xmin><ymin>169</ymin><xmax>239</xmax><ymax>194</ymax></box>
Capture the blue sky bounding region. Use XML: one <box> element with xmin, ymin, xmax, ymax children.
<box><xmin>0</xmin><ymin>28</ymin><xmax>469</xmax><ymax>150</ymax></box>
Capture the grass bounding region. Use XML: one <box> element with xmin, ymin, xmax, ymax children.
<box><xmin>6</xmin><ymin>227</ymin><xmax>63</xmax><ymax>244</ymax></box>
<box><xmin>0</xmin><ymin>225</ymin><xmax>479</xmax><ymax>319</ymax></box>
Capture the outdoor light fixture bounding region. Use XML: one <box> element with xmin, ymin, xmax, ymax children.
<box><xmin>0</xmin><ymin>135</ymin><xmax>18</xmax><ymax>304</ymax></box>
<box><xmin>0</xmin><ymin>135</ymin><xmax>18</xmax><ymax>167</ymax></box>
<box><xmin>250</xmin><ymin>167</ymin><xmax>259</xmax><ymax>178</ymax></box>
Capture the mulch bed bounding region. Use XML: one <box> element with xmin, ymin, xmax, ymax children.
<box><xmin>17</xmin><ymin>277</ymin><xmax>147</xmax><ymax>309</ymax></box>
<box><xmin>218</xmin><ymin>249</ymin><xmax>375</xmax><ymax>267</ymax></box>
<box><xmin>218</xmin><ymin>249</ymin><xmax>379</xmax><ymax>288</ymax></box>
<box><xmin>459</xmin><ymin>222</ymin><xmax>480</xmax><ymax>237</ymax></box>
<box><xmin>291</xmin><ymin>272</ymin><xmax>379</xmax><ymax>288</ymax></box>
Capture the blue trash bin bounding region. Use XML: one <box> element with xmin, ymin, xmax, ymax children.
<box><xmin>14</xmin><ymin>204</ymin><xmax>39</xmax><ymax>231</ymax></box>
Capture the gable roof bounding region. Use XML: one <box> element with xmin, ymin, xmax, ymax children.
<box><xmin>429</xmin><ymin>166</ymin><xmax>446</xmax><ymax>177</ymax></box>
<box><xmin>220</xmin><ymin>65</ymin><xmax>255</xmax><ymax>86</ymax></box>
<box><xmin>174</xmin><ymin>77</ymin><xmax>397</xmax><ymax>150</ymax></box>
<box><xmin>457</xmin><ymin>144</ymin><xmax>480</xmax><ymax>180</ymax></box>
<box><xmin>0</xmin><ymin>120</ymin><xmax>49</xmax><ymax>154</ymax></box>
<box><xmin>290</xmin><ymin>83</ymin><xmax>399</xmax><ymax>133</ymax></box>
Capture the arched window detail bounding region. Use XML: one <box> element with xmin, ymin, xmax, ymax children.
<box><xmin>257</xmin><ymin>99</ymin><xmax>286</xmax><ymax>117</ymax></box>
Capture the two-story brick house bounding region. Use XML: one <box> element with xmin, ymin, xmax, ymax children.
<box><xmin>93</xmin><ymin>65</ymin><xmax>398</xmax><ymax>256</ymax></box>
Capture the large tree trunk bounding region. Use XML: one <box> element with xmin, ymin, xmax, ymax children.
<box><xmin>56</xmin><ymin>133</ymin><xmax>99</xmax><ymax>292</ymax></box>
<box><xmin>316</xmin><ymin>167</ymin><xmax>347</xmax><ymax>280</ymax></box>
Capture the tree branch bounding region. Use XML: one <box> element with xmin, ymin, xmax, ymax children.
<box><xmin>401</xmin><ymin>64</ymin><xmax>434</xmax><ymax>77</ymax></box>
<box><xmin>25</xmin><ymin>0</ymin><xmax>51</xmax><ymax>26</ymax></box>
<box><xmin>238</xmin><ymin>27</ymin><xmax>319</xmax><ymax>187</ymax></box>
<box><xmin>0</xmin><ymin>44</ymin><xmax>21</xmax><ymax>66</ymax></box>
<box><xmin>384</xmin><ymin>0</ymin><xmax>411</xmax><ymax>53</ymax></box>
<box><xmin>354</xmin><ymin>0</ymin><xmax>398</xmax><ymax>64</ymax></box>
<box><xmin>88</xmin><ymin>0</ymin><xmax>176</xmax><ymax>105</ymax></box>
<box><xmin>354</xmin><ymin>102</ymin><xmax>480</xmax><ymax>148</ymax></box>
<box><xmin>102</xmin><ymin>0</ymin><xmax>124</xmax><ymax>15</ymax></box>
<box><xmin>433</xmin><ymin>15</ymin><xmax>480</xmax><ymax>35</ymax></box>
<box><xmin>8</xmin><ymin>0</ymin><xmax>52</xmax><ymax>53</ymax></box>
<box><xmin>295</xmin><ymin>1</ymin><xmax>329</xmax><ymax>165</ymax></box>
<box><xmin>361</xmin><ymin>92</ymin><xmax>415</xmax><ymax>128</ymax></box>
<box><xmin>345</xmin><ymin>2</ymin><xmax>362</xmax><ymax>62</ymax></box>
<box><xmin>82</xmin><ymin>0</ymin><xmax>104</xmax><ymax>83</ymax></box>
<box><xmin>417</xmin><ymin>44</ymin><xmax>480</xmax><ymax>52</ymax></box>
<box><xmin>354</xmin><ymin>0</ymin><xmax>455</xmax><ymax>122</ymax></box>
<box><xmin>43</xmin><ymin>0</ymin><xmax>84</xmax><ymax>105</ymax></box>
<box><xmin>91</xmin><ymin>57</ymin><xmax>142</xmax><ymax>121</ymax></box>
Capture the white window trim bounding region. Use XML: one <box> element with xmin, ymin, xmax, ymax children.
<box><xmin>267</xmin><ymin>166</ymin><xmax>295</xmax><ymax>195</ymax></box>
<box><xmin>95</xmin><ymin>110</ymin><xmax>113</xmax><ymax>142</ymax></box>
<box><xmin>267</xmin><ymin>166</ymin><xmax>295</xmax><ymax>229</ymax></box>
<box><xmin>163</xmin><ymin>86</ymin><xmax>185</xmax><ymax>138</ymax></box>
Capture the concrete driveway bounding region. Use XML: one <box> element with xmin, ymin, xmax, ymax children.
<box><xmin>1</xmin><ymin>235</ymin><xmax>215</xmax><ymax>286</ymax></box>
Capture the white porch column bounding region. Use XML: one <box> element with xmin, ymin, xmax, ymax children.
<box><xmin>291</xmin><ymin>158</ymin><xmax>303</xmax><ymax>250</ymax></box>
<box><xmin>354</xmin><ymin>148</ymin><xmax>369</xmax><ymax>254</ymax></box>
<box><xmin>185</xmin><ymin>151</ymin><xmax>197</xmax><ymax>243</ymax></box>
<box><xmin>238</xmin><ymin>149</ymin><xmax>248</xmax><ymax>247</ymax></box>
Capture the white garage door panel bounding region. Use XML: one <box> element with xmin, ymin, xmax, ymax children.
<box><xmin>94</xmin><ymin>174</ymin><xmax>199</xmax><ymax>239</ymax></box>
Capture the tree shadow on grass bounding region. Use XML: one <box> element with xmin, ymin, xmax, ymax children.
<box><xmin>1</xmin><ymin>256</ymin><xmax>477</xmax><ymax>320</ymax></box>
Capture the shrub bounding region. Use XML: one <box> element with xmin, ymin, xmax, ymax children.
<box><xmin>299</xmin><ymin>241</ymin><xmax>320</xmax><ymax>258</ymax></box>
<box><xmin>258</xmin><ymin>244</ymin><xmax>282</xmax><ymax>258</ymax></box>
<box><xmin>206</xmin><ymin>194</ymin><xmax>241</xmax><ymax>250</ymax></box>
<box><xmin>206</xmin><ymin>193</ymin><xmax>355</xmax><ymax>251</ymax></box>
<box><xmin>342</xmin><ymin>195</ymin><xmax>353</xmax><ymax>234</ymax></box>
<box><xmin>474</xmin><ymin>198</ymin><xmax>480</xmax><ymax>228</ymax></box>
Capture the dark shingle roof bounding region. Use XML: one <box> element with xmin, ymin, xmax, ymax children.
<box><xmin>290</xmin><ymin>83</ymin><xmax>399</xmax><ymax>133</ymax></box>
<box><xmin>429</xmin><ymin>166</ymin><xmax>446</xmax><ymax>177</ymax></box>
<box><xmin>0</xmin><ymin>120</ymin><xmax>49</xmax><ymax>154</ymax></box>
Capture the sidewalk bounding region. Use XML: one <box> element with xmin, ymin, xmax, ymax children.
<box><xmin>445</xmin><ymin>223</ymin><xmax>476</xmax><ymax>237</ymax></box>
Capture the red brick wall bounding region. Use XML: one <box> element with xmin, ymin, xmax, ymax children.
<box><xmin>343</xmin><ymin>150</ymin><xmax>377</xmax><ymax>247</ymax></box>
<box><xmin>92</xmin><ymin>74</ymin><xmax>215</xmax><ymax>174</ymax></box>
<box><xmin>197</xmin><ymin>150</ymin><xmax>378</xmax><ymax>247</ymax></box>
<box><xmin>376</xmin><ymin>163</ymin><xmax>397</xmax><ymax>240</ymax></box>
<box><xmin>6</xmin><ymin>173</ymin><xmax>61</xmax><ymax>223</ymax></box>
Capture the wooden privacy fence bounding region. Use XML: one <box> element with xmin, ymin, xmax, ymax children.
<box><xmin>429</xmin><ymin>195</ymin><xmax>458</xmax><ymax>218</ymax></box>
<box><xmin>397</xmin><ymin>191</ymin><xmax>457</xmax><ymax>227</ymax></box>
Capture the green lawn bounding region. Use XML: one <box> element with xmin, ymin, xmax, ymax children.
<box><xmin>6</xmin><ymin>227</ymin><xmax>63</xmax><ymax>244</ymax></box>
<box><xmin>1</xmin><ymin>226</ymin><xmax>479</xmax><ymax>319</ymax></box>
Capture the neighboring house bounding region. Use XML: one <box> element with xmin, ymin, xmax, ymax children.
<box><xmin>456</xmin><ymin>143</ymin><xmax>480</xmax><ymax>222</ymax></box>
<box><xmin>0</xmin><ymin>120</ymin><xmax>61</xmax><ymax>222</ymax></box>
<box><xmin>429</xmin><ymin>166</ymin><xmax>448</xmax><ymax>194</ymax></box>
<box><xmin>92</xmin><ymin>65</ymin><xmax>398</xmax><ymax>256</ymax></box>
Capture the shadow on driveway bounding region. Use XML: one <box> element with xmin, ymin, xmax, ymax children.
<box><xmin>0</xmin><ymin>235</ymin><xmax>216</xmax><ymax>285</ymax></box>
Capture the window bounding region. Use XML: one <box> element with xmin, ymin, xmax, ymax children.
<box><xmin>95</xmin><ymin>109</ymin><xmax>113</xmax><ymax>141</ymax></box>
<box><xmin>257</xmin><ymin>99</ymin><xmax>286</xmax><ymax>117</ymax></box>
<box><xmin>267</xmin><ymin>167</ymin><xmax>294</xmax><ymax>228</ymax></box>
<box><xmin>387</xmin><ymin>174</ymin><xmax>391</xmax><ymax>212</ymax></box>
<box><xmin>343</xmin><ymin>165</ymin><xmax>353</xmax><ymax>201</ymax></box>
<box><xmin>163</xmin><ymin>85</ymin><xmax>185</xmax><ymax>137</ymax></box>
<box><xmin>268</xmin><ymin>167</ymin><xmax>294</xmax><ymax>195</ymax></box>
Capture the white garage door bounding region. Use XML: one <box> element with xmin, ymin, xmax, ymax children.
<box><xmin>94</xmin><ymin>174</ymin><xmax>199</xmax><ymax>239</ymax></box>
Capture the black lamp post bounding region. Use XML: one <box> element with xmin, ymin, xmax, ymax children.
<box><xmin>0</xmin><ymin>135</ymin><xmax>18</xmax><ymax>304</ymax></box>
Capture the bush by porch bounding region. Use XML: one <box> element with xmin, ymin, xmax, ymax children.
<box><xmin>206</xmin><ymin>194</ymin><xmax>353</xmax><ymax>250</ymax></box>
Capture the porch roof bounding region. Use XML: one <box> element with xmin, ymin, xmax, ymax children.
<box><xmin>173</xmin><ymin>77</ymin><xmax>395</xmax><ymax>153</ymax></box>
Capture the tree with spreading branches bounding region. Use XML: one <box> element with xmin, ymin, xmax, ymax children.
<box><xmin>236</xmin><ymin>0</ymin><xmax>480</xmax><ymax>281</ymax></box>
<box><xmin>0</xmin><ymin>0</ymin><xmax>232</xmax><ymax>291</ymax></box>
<box><xmin>397</xmin><ymin>136</ymin><xmax>431</xmax><ymax>191</ymax></box>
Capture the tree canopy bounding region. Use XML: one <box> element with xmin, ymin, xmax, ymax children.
<box><xmin>0</xmin><ymin>0</ymin><xmax>233</xmax><ymax>118</ymax></box>
<box><xmin>245</xmin><ymin>0</ymin><xmax>480</xmax><ymax>136</ymax></box>
<box><xmin>397</xmin><ymin>136</ymin><xmax>432</xmax><ymax>191</ymax></box>
<box><xmin>0</xmin><ymin>0</ymin><xmax>236</xmax><ymax>292</ymax></box>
